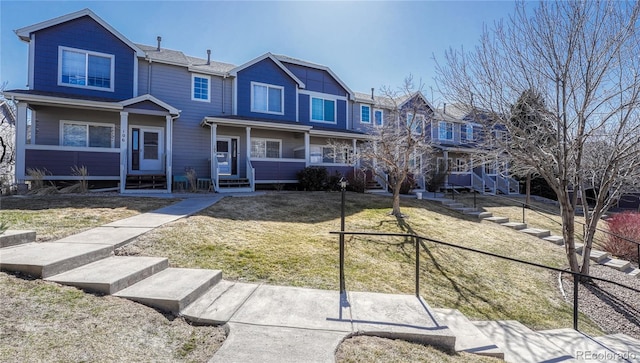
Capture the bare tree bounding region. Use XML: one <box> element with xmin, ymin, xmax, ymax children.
<box><xmin>0</xmin><ymin>82</ymin><xmax>16</xmax><ymax>189</ymax></box>
<box><xmin>436</xmin><ymin>1</ymin><xmax>640</xmax><ymax>274</ymax></box>
<box><xmin>359</xmin><ymin>76</ymin><xmax>434</xmax><ymax>217</ymax></box>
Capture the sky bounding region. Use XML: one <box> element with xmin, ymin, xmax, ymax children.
<box><xmin>0</xmin><ymin>0</ymin><xmax>517</xmax><ymax>106</ymax></box>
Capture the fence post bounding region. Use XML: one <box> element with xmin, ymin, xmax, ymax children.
<box><xmin>573</xmin><ymin>275</ymin><xmax>579</xmax><ymax>331</ymax></box>
<box><xmin>415</xmin><ymin>236</ymin><xmax>420</xmax><ymax>297</ymax></box>
<box><xmin>474</xmin><ymin>191</ymin><xmax>477</xmax><ymax>209</ymax></box>
<box><xmin>522</xmin><ymin>203</ymin><xmax>526</xmax><ymax>224</ymax></box>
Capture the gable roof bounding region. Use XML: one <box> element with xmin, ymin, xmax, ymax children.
<box><xmin>229</xmin><ymin>53</ymin><xmax>305</xmax><ymax>88</ymax></box>
<box><xmin>274</xmin><ymin>54</ymin><xmax>355</xmax><ymax>99</ymax></box>
<box><xmin>120</xmin><ymin>94</ymin><xmax>180</xmax><ymax>116</ymax></box>
<box><xmin>15</xmin><ymin>8</ymin><xmax>145</xmax><ymax>57</ymax></box>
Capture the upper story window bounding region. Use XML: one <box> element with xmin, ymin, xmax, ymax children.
<box><xmin>466</xmin><ymin>124</ymin><xmax>474</xmax><ymax>141</ymax></box>
<box><xmin>60</xmin><ymin>120</ymin><xmax>115</xmax><ymax>148</ymax></box>
<box><xmin>251</xmin><ymin>138</ymin><xmax>281</xmax><ymax>158</ymax></box>
<box><xmin>361</xmin><ymin>105</ymin><xmax>371</xmax><ymax>123</ymax></box>
<box><xmin>252</xmin><ymin>82</ymin><xmax>283</xmax><ymax>114</ymax></box>
<box><xmin>438</xmin><ymin>121</ymin><xmax>454</xmax><ymax>141</ymax></box>
<box><xmin>59</xmin><ymin>46</ymin><xmax>114</xmax><ymax>91</ymax></box>
<box><xmin>374</xmin><ymin>109</ymin><xmax>384</xmax><ymax>126</ymax></box>
<box><xmin>407</xmin><ymin>113</ymin><xmax>423</xmax><ymax>134</ymax></box>
<box><xmin>311</xmin><ymin>97</ymin><xmax>336</xmax><ymax>123</ymax></box>
<box><xmin>192</xmin><ymin>74</ymin><xmax>210</xmax><ymax>102</ymax></box>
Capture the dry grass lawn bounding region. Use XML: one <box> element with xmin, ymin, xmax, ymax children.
<box><xmin>120</xmin><ymin>191</ymin><xmax>601</xmax><ymax>335</ymax></box>
<box><xmin>0</xmin><ymin>194</ymin><xmax>176</xmax><ymax>241</ymax></box>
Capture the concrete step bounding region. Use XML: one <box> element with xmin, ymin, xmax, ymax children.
<box><xmin>0</xmin><ymin>230</ymin><xmax>36</xmax><ymax>248</ymax></box>
<box><xmin>56</xmin><ymin>227</ymin><xmax>153</xmax><ymax>249</ymax></box>
<box><xmin>484</xmin><ymin>216</ymin><xmax>509</xmax><ymax>224</ymax></box>
<box><xmin>600</xmin><ymin>258</ymin><xmax>631</xmax><ymax>272</ymax></box>
<box><xmin>593</xmin><ymin>333</ymin><xmax>640</xmax><ymax>360</ymax></box>
<box><xmin>444</xmin><ymin>202</ymin><xmax>466</xmax><ymax>209</ymax></box>
<box><xmin>182</xmin><ymin>280</ymin><xmax>259</xmax><ymax>325</ymax></box>
<box><xmin>114</xmin><ymin>268</ymin><xmax>222</xmax><ymax>314</ymax></box>
<box><xmin>465</xmin><ymin>211</ymin><xmax>493</xmax><ymax>219</ymax></box>
<box><xmin>501</xmin><ymin>222</ymin><xmax>527</xmax><ymax>230</ymax></box>
<box><xmin>537</xmin><ymin>328</ymin><xmax>624</xmax><ymax>362</ymax></box>
<box><xmin>473</xmin><ymin>320</ymin><xmax>574</xmax><ymax>363</ymax></box>
<box><xmin>520</xmin><ymin>228</ymin><xmax>551</xmax><ymax>238</ymax></box>
<box><xmin>623</xmin><ymin>267</ymin><xmax>640</xmax><ymax>278</ymax></box>
<box><xmin>433</xmin><ymin>309</ymin><xmax>504</xmax><ymax>359</ymax></box>
<box><xmin>589</xmin><ymin>250</ymin><xmax>611</xmax><ymax>263</ymax></box>
<box><xmin>452</xmin><ymin>207</ymin><xmax>477</xmax><ymax>213</ymax></box>
<box><xmin>575</xmin><ymin>243</ymin><xmax>584</xmax><ymax>253</ymax></box>
<box><xmin>0</xmin><ymin>242</ymin><xmax>113</xmax><ymax>278</ymax></box>
<box><xmin>45</xmin><ymin>256</ymin><xmax>169</xmax><ymax>295</ymax></box>
<box><xmin>543</xmin><ymin>235</ymin><xmax>564</xmax><ymax>245</ymax></box>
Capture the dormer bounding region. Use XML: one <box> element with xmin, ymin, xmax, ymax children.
<box><xmin>15</xmin><ymin>9</ymin><xmax>144</xmax><ymax>100</ymax></box>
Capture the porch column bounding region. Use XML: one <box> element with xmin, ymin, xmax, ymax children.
<box><xmin>246</xmin><ymin>126</ymin><xmax>252</xmax><ymax>184</ymax></box>
<box><xmin>352</xmin><ymin>138</ymin><xmax>358</xmax><ymax>168</ymax></box>
<box><xmin>119</xmin><ymin>112</ymin><xmax>129</xmax><ymax>194</ymax></box>
<box><xmin>15</xmin><ymin>102</ymin><xmax>28</xmax><ymax>183</ymax></box>
<box><xmin>210</xmin><ymin>124</ymin><xmax>217</xmax><ymax>180</ymax></box>
<box><xmin>443</xmin><ymin>150</ymin><xmax>449</xmax><ymax>187</ymax></box>
<box><xmin>304</xmin><ymin>132</ymin><xmax>310</xmax><ymax>166</ymax></box>
<box><xmin>166</xmin><ymin>115</ymin><xmax>173</xmax><ymax>193</ymax></box>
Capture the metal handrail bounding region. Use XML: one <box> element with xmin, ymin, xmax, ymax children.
<box><xmin>330</xmin><ymin>230</ymin><xmax>640</xmax><ymax>331</ymax></box>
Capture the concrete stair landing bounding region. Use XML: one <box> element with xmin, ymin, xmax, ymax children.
<box><xmin>473</xmin><ymin>320</ymin><xmax>573</xmax><ymax>362</ymax></box>
<box><xmin>114</xmin><ymin>267</ymin><xmax>222</xmax><ymax>314</ymax></box>
<box><xmin>0</xmin><ymin>242</ymin><xmax>113</xmax><ymax>278</ymax></box>
<box><xmin>520</xmin><ymin>228</ymin><xmax>551</xmax><ymax>238</ymax></box>
<box><xmin>46</xmin><ymin>256</ymin><xmax>169</xmax><ymax>294</ymax></box>
<box><xmin>502</xmin><ymin>222</ymin><xmax>527</xmax><ymax>230</ymax></box>
<box><xmin>0</xmin><ymin>230</ymin><xmax>36</xmax><ymax>248</ymax></box>
<box><xmin>537</xmin><ymin>328</ymin><xmax>630</xmax><ymax>362</ymax></box>
<box><xmin>433</xmin><ymin>309</ymin><xmax>504</xmax><ymax>358</ymax></box>
<box><xmin>484</xmin><ymin>216</ymin><xmax>509</xmax><ymax>224</ymax></box>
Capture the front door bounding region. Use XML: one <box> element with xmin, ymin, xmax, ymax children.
<box><xmin>131</xmin><ymin>126</ymin><xmax>164</xmax><ymax>172</ymax></box>
<box><xmin>216</xmin><ymin>137</ymin><xmax>238</xmax><ymax>176</ymax></box>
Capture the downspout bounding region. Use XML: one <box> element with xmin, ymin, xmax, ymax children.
<box><xmin>147</xmin><ymin>60</ymin><xmax>152</xmax><ymax>94</ymax></box>
<box><xmin>221</xmin><ymin>76</ymin><xmax>225</xmax><ymax>114</ymax></box>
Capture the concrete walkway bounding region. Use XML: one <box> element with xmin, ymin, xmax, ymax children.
<box><xmin>0</xmin><ymin>193</ymin><xmax>457</xmax><ymax>362</ymax></box>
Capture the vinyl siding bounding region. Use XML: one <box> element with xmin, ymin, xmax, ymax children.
<box><xmin>281</xmin><ymin>62</ymin><xmax>348</xmax><ymax>97</ymax></box>
<box><xmin>25</xmin><ymin>149</ymin><xmax>119</xmax><ymax>177</ymax></box>
<box><xmin>33</xmin><ymin>106</ymin><xmax>120</xmax><ymax>147</ymax></box>
<box><xmin>32</xmin><ymin>15</ymin><xmax>135</xmax><ymax>100</ymax></box>
<box><xmin>236</xmin><ymin>58</ymin><xmax>297</xmax><ymax>121</ymax></box>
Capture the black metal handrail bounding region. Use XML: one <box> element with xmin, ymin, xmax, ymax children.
<box><xmin>330</xmin><ymin>230</ymin><xmax>640</xmax><ymax>332</ymax></box>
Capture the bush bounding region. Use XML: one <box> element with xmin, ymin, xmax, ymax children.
<box><xmin>399</xmin><ymin>174</ymin><xmax>415</xmax><ymax>195</ymax></box>
<box><xmin>603</xmin><ymin>212</ymin><xmax>640</xmax><ymax>264</ymax></box>
<box><xmin>297</xmin><ymin>167</ymin><xmax>328</xmax><ymax>191</ymax></box>
<box><xmin>346</xmin><ymin>169</ymin><xmax>366</xmax><ymax>193</ymax></box>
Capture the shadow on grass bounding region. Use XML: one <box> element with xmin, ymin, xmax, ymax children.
<box><xmin>0</xmin><ymin>195</ymin><xmax>178</xmax><ymax>212</ymax></box>
<box><xmin>394</xmin><ymin>215</ymin><xmax>511</xmax><ymax>320</ymax></box>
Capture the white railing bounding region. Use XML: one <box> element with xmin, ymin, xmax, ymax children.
<box><xmin>376</xmin><ymin>172</ymin><xmax>389</xmax><ymax>191</ymax></box>
<box><xmin>472</xmin><ymin>172</ymin><xmax>485</xmax><ymax>193</ymax></box>
<box><xmin>496</xmin><ymin>174</ymin><xmax>509</xmax><ymax>195</ymax></box>
<box><xmin>212</xmin><ymin>157</ymin><xmax>219</xmax><ymax>192</ymax></box>
<box><xmin>508</xmin><ymin>177</ymin><xmax>520</xmax><ymax>194</ymax></box>
<box><xmin>247</xmin><ymin>159</ymin><xmax>255</xmax><ymax>191</ymax></box>
<box><xmin>483</xmin><ymin>174</ymin><xmax>496</xmax><ymax>194</ymax></box>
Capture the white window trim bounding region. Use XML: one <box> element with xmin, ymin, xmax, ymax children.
<box><xmin>452</xmin><ymin>157</ymin><xmax>471</xmax><ymax>174</ymax></box>
<box><xmin>309</xmin><ymin>144</ymin><xmax>352</xmax><ymax>165</ymax></box>
<box><xmin>374</xmin><ymin>109</ymin><xmax>384</xmax><ymax>126</ymax></box>
<box><xmin>251</xmin><ymin>81</ymin><xmax>284</xmax><ymax>115</ymax></box>
<box><xmin>192</xmin><ymin>74</ymin><xmax>211</xmax><ymax>102</ymax></box>
<box><xmin>59</xmin><ymin>120</ymin><xmax>116</xmax><ymax>149</ymax></box>
<box><xmin>360</xmin><ymin>105</ymin><xmax>371</xmax><ymax>124</ymax></box>
<box><xmin>250</xmin><ymin>137</ymin><xmax>282</xmax><ymax>160</ymax></box>
<box><xmin>57</xmin><ymin>46</ymin><xmax>115</xmax><ymax>92</ymax></box>
<box><xmin>310</xmin><ymin>96</ymin><xmax>338</xmax><ymax>124</ymax></box>
<box><xmin>438</xmin><ymin>121</ymin><xmax>454</xmax><ymax>141</ymax></box>
<box><xmin>407</xmin><ymin>113</ymin><xmax>424</xmax><ymax>134</ymax></box>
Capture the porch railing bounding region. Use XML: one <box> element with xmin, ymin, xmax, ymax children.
<box><xmin>482</xmin><ymin>174</ymin><xmax>496</xmax><ymax>194</ymax></box>
<box><xmin>247</xmin><ymin>159</ymin><xmax>255</xmax><ymax>191</ymax></box>
<box><xmin>471</xmin><ymin>172</ymin><xmax>485</xmax><ymax>193</ymax></box>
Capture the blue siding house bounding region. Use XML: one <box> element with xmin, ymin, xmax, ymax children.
<box><xmin>6</xmin><ymin>8</ymin><xmax>517</xmax><ymax>194</ymax></box>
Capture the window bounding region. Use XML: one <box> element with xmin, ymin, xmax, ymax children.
<box><xmin>251</xmin><ymin>138</ymin><xmax>281</xmax><ymax>158</ymax></box>
<box><xmin>407</xmin><ymin>113</ymin><xmax>423</xmax><ymax>134</ymax></box>
<box><xmin>310</xmin><ymin>145</ymin><xmax>351</xmax><ymax>164</ymax></box>
<box><xmin>61</xmin><ymin>121</ymin><xmax>115</xmax><ymax>148</ymax></box>
<box><xmin>466</xmin><ymin>124</ymin><xmax>474</xmax><ymax>141</ymax></box>
<box><xmin>438</xmin><ymin>121</ymin><xmax>454</xmax><ymax>141</ymax></box>
<box><xmin>192</xmin><ymin>74</ymin><xmax>210</xmax><ymax>102</ymax></box>
<box><xmin>59</xmin><ymin>47</ymin><xmax>114</xmax><ymax>91</ymax></box>
<box><xmin>453</xmin><ymin>158</ymin><xmax>469</xmax><ymax>172</ymax></box>
<box><xmin>311</xmin><ymin>97</ymin><xmax>336</xmax><ymax>122</ymax></box>
<box><xmin>374</xmin><ymin>109</ymin><xmax>384</xmax><ymax>126</ymax></box>
<box><xmin>361</xmin><ymin>105</ymin><xmax>371</xmax><ymax>123</ymax></box>
<box><xmin>436</xmin><ymin>157</ymin><xmax>454</xmax><ymax>173</ymax></box>
<box><xmin>251</xmin><ymin>82</ymin><xmax>283</xmax><ymax>114</ymax></box>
